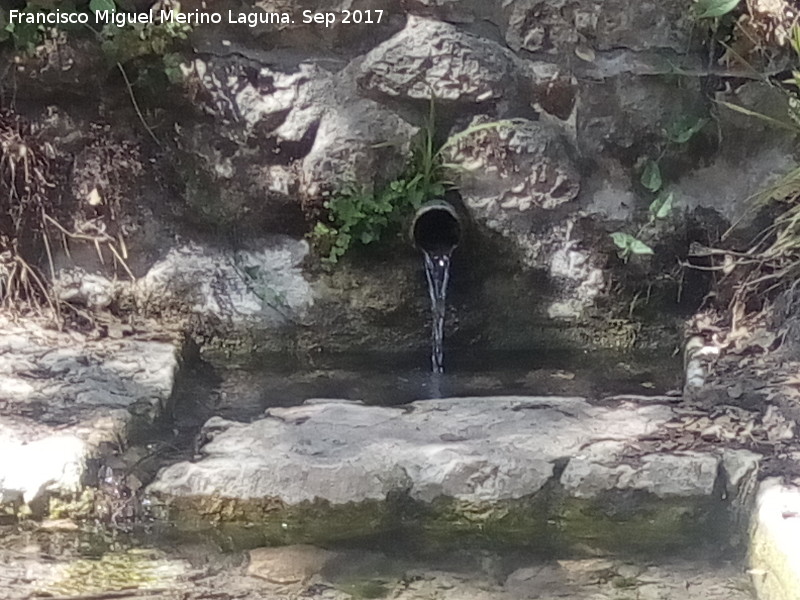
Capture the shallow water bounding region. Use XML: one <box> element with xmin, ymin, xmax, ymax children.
<box><xmin>0</xmin><ymin>346</ymin><xmax>757</xmax><ymax>599</ymax></box>
<box><xmin>171</xmin><ymin>348</ymin><xmax>683</xmax><ymax>427</ymax></box>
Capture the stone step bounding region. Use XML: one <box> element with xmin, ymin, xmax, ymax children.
<box><xmin>147</xmin><ymin>396</ymin><xmax>761</xmax><ymax>555</ymax></box>
<box><xmin>0</xmin><ymin>316</ymin><xmax>179</xmax><ymax>515</ymax></box>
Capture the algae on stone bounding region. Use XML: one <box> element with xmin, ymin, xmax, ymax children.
<box><xmin>40</xmin><ymin>549</ymin><xmax>188</xmax><ymax>597</ymax></box>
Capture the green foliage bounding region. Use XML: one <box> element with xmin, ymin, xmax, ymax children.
<box><xmin>162</xmin><ymin>51</ymin><xmax>184</xmax><ymax>83</ymax></box>
<box><xmin>1</xmin><ymin>0</ymin><xmax>111</xmax><ymax>52</ymax></box>
<box><xmin>611</xmin><ymin>113</ymin><xmax>699</xmax><ymax>263</ymax></box>
<box><xmin>640</xmin><ymin>160</ymin><xmax>662</xmax><ymax>193</ymax></box>
<box><xmin>1</xmin><ymin>6</ymin><xmax>48</xmax><ymax>51</ymax></box>
<box><xmin>611</xmin><ymin>232</ymin><xmax>654</xmax><ymax>263</ymax></box>
<box><xmin>0</xmin><ymin>0</ymin><xmax>189</xmax><ymax>84</ymax></box>
<box><xmin>89</xmin><ymin>0</ymin><xmax>115</xmax><ymax>12</ymax></box>
<box><xmin>664</xmin><ymin>115</ymin><xmax>709</xmax><ymax>144</ymax></box>
<box><xmin>693</xmin><ymin>0</ymin><xmax>739</xmax><ymax>19</ymax></box>
<box><xmin>312</xmin><ymin>175</ymin><xmax>435</xmax><ymax>264</ymax></box>
<box><xmin>99</xmin><ymin>17</ymin><xmax>191</xmax><ymax>67</ymax></box>
<box><xmin>649</xmin><ymin>191</ymin><xmax>674</xmax><ymax>221</ymax></box>
<box><xmin>310</xmin><ymin>101</ymin><xmax>512</xmax><ymax>264</ymax></box>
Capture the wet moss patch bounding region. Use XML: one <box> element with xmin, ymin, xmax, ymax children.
<box><xmin>555</xmin><ymin>491</ymin><xmax>724</xmax><ymax>556</ymax></box>
<box><xmin>39</xmin><ymin>548</ymin><xmax>187</xmax><ymax>597</ymax></box>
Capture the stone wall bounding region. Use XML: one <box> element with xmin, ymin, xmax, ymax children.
<box><xmin>1</xmin><ymin>1</ymin><xmax>795</xmax><ymax>356</ymax></box>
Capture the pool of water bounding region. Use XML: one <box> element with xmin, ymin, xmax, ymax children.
<box><xmin>170</xmin><ymin>348</ymin><xmax>683</xmax><ymax>430</ymax></box>
<box><xmin>0</xmin><ymin>346</ymin><xmax>757</xmax><ymax>599</ymax></box>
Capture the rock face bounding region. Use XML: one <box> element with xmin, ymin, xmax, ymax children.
<box><xmin>359</xmin><ymin>16</ymin><xmax>519</xmax><ymax>103</ymax></box>
<box><xmin>500</xmin><ymin>0</ymin><xmax>693</xmax><ymax>54</ymax></box>
<box><xmin>0</xmin><ymin>316</ymin><xmax>178</xmax><ymax>509</ymax></box>
<box><xmin>443</xmin><ymin>118</ymin><xmax>581</xmax><ymax>261</ymax></box>
<box><xmin>3</xmin><ymin>0</ymin><xmax>794</xmax><ymax>355</ymax></box>
<box><xmin>148</xmin><ymin>396</ymin><xmax>760</xmax><ymax>551</ymax></box>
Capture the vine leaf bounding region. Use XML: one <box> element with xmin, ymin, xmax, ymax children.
<box><xmin>640</xmin><ymin>160</ymin><xmax>662</xmax><ymax>193</ymax></box>
<box><xmin>694</xmin><ymin>0</ymin><xmax>739</xmax><ymax>19</ymax></box>
<box><xmin>649</xmin><ymin>191</ymin><xmax>674</xmax><ymax>220</ymax></box>
<box><xmin>665</xmin><ymin>116</ymin><xmax>708</xmax><ymax>144</ymax></box>
<box><xmin>611</xmin><ymin>232</ymin><xmax>654</xmax><ymax>261</ymax></box>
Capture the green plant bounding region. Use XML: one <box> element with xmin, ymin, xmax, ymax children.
<box><xmin>312</xmin><ymin>181</ymin><xmax>415</xmax><ymax>264</ymax></box>
<box><xmin>693</xmin><ymin>0</ymin><xmax>740</xmax><ymax>20</ymax></box>
<box><xmin>310</xmin><ymin>101</ymin><xmax>513</xmax><ymax>264</ymax></box>
<box><xmin>98</xmin><ymin>17</ymin><xmax>191</xmax><ymax>67</ymax></box>
<box><xmin>610</xmin><ymin>113</ymin><xmax>704</xmax><ymax>262</ymax></box>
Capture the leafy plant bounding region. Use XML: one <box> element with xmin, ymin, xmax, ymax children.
<box><xmin>311</xmin><ymin>102</ymin><xmax>513</xmax><ymax>264</ymax></box>
<box><xmin>611</xmin><ymin>113</ymin><xmax>704</xmax><ymax>262</ymax></box>
<box><xmin>693</xmin><ymin>0</ymin><xmax>739</xmax><ymax>20</ymax></box>
<box><xmin>1</xmin><ymin>6</ymin><xmax>49</xmax><ymax>51</ymax></box>
<box><xmin>664</xmin><ymin>115</ymin><xmax>710</xmax><ymax>144</ymax></box>
<box><xmin>610</xmin><ymin>232</ymin><xmax>654</xmax><ymax>262</ymax></box>
<box><xmin>640</xmin><ymin>160</ymin><xmax>662</xmax><ymax>193</ymax></box>
<box><xmin>312</xmin><ymin>181</ymin><xmax>414</xmax><ymax>264</ymax></box>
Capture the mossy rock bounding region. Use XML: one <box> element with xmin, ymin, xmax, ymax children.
<box><xmin>40</xmin><ymin>548</ymin><xmax>188</xmax><ymax>597</ymax></box>
<box><xmin>554</xmin><ymin>492</ymin><xmax>723</xmax><ymax>556</ymax></box>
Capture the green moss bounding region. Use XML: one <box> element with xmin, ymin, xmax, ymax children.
<box><xmin>335</xmin><ymin>579</ymin><xmax>392</xmax><ymax>599</ymax></box>
<box><xmin>153</xmin><ymin>494</ymin><xmax>401</xmax><ymax>549</ymax></box>
<box><xmin>48</xmin><ymin>489</ymin><xmax>97</xmax><ymax>520</ymax></box>
<box><xmin>555</xmin><ymin>492</ymin><xmax>721</xmax><ymax>555</ymax></box>
<box><xmin>151</xmin><ymin>488</ymin><xmax>726</xmax><ymax>556</ymax></box>
<box><xmin>404</xmin><ymin>495</ymin><xmax>551</xmax><ymax>553</ymax></box>
<box><xmin>39</xmin><ymin>549</ymin><xmax>185</xmax><ymax>597</ymax></box>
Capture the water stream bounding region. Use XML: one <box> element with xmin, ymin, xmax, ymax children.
<box><xmin>422</xmin><ymin>249</ymin><xmax>452</xmax><ymax>373</ymax></box>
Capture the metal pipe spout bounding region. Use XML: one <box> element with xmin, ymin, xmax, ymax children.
<box><xmin>410</xmin><ymin>200</ymin><xmax>462</xmax><ymax>256</ymax></box>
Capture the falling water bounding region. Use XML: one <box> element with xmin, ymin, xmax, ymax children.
<box><xmin>422</xmin><ymin>249</ymin><xmax>452</xmax><ymax>373</ymax></box>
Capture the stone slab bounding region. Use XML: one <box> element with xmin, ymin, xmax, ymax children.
<box><xmin>0</xmin><ymin>316</ymin><xmax>178</xmax><ymax>508</ymax></box>
<box><xmin>149</xmin><ymin>397</ymin><xmax>678</xmax><ymax>505</ymax></box>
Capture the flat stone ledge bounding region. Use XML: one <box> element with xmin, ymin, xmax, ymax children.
<box><xmin>0</xmin><ymin>317</ymin><xmax>179</xmax><ymax>509</ymax></box>
<box><xmin>148</xmin><ymin>396</ymin><xmax>761</xmax><ymax>552</ymax></box>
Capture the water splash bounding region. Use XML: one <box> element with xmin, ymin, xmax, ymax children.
<box><xmin>422</xmin><ymin>249</ymin><xmax>452</xmax><ymax>373</ymax></box>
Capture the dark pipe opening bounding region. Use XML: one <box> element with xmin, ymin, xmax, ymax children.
<box><xmin>412</xmin><ymin>204</ymin><xmax>462</xmax><ymax>255</ymax></box>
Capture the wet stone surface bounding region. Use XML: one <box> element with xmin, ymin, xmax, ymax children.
<box><xmin>0</xmin><ymin>532</ymin><xmax>757</xmax><ymax>600</ymax></box>
<box><xmin>0</xmin><ymin>316</ymin><xmax>179</xmax><ymax>512</ymax></box>
<box><xmin>147</xmin><ymin>395</ymin><xmax>761</xmax><ymax>554</ymax></box>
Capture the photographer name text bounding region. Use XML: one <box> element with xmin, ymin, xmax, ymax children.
<box><xmin>8</xmin><ymin>8</ymin><xmax>385</xmax><ymax>28</ymax></box>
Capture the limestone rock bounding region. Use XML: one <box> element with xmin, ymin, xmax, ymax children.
<box><xmin>299</xmin><ymin>62</ymin><xmax>418</xmax><ymax>203</ymax></box>
<box><xmin>247</xmin><ymin>545</ymin><xmax>335</xmax><ymax>584</ymax></box>
<box><xmin>0</xmin><ymin>316</ymin><xmax>178</xmax><ymax>507</ymax></box>
<box><xmin>502</xmin><ymin>0</ymin><xmax>693</xmax><ymax>54</ymax></box>
<box><xmin>359</xmin><ymin>16</ymin><xmax>519</xmax><ymax>103</ymax></box>
<box><xmin>148</xmin><ymin>397</ymin><xmax>674</xmax><ymax>506</ymax></box>
<box><xmin>444</xmin><ymin>118</ymin><xmax>580</xmax><ymax>217</ymax></box>
<box><xmin>182</xmin><ymin>57</ymin><xmax>331</xmax><ymax>146</ymax></box>
<box><xmin>136</xmin><ymin>237</ymin><xmax>312</xmax><ymax>326</ymax></box>
<box><xmin>442</xmin><ymin>118</ymin><xmax>590</xmax><ymax>303</ymax></box>
<box><xmin>749</xmin><ymin>478</ymin><xmax>800</xmax><ymax>600</ymax></box>
<box><xmin>559</xmin><ymin>440</ymin><xmax>721</xmax><ymax>499</ymax></box>
<box><xmin>177</xmin><ymin>55</ymin><xmax>417</xmax><ymax>220</ymax></box>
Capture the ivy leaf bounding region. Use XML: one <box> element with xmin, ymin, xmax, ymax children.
<box><xmin>665</xmin><ymin>116</ymin><xmax>708</xmax><ymax>144</ymax></box>
<box><xmin>90</xmin><ymin>0</ymin><xmax>116</xmax><ymax>12</ymax></box>
<box><xmin>610</xmin><ymin>232</ymin><xmax>654</xmax><ymax>259</ymax></box>
<box><xmin>649</xmin><ymin>191</ymin><xmax>674</xmax><ymax>220</ymax></box>
<box><xmin>694</xmin><ymin>0</ymin><xmax>739</xmax><ymax>19</ymax></box>
<box><xmin>629</xmin><ymin>238</ymin><xmax>654</xmax><ymax>255</ymax></box>
<box><xmin>640</xmin><ymin>160</ymin><xmax>662</xmax><ymax>193</ymax></box>
<box><xmin>10</xmin><ymin>21</ymin><xmax>43</xmax><ymax>50</ymax></box>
